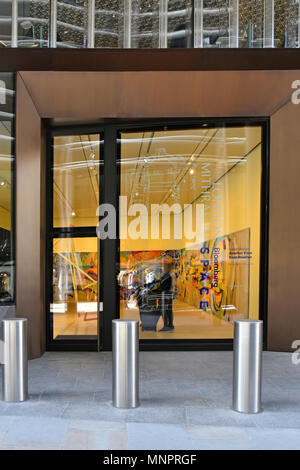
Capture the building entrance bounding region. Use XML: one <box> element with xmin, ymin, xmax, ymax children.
<box><xmin>46</xmin><ymin>120</ymin><xmax>268</xmax><ymax>351</ymax></box>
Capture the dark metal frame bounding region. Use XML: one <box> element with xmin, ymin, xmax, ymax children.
<box><xmin>46</xmin><ymin>117</ymin><xmax>269</xmax><ymax>352</ymax></box>
<box><xmin>46</xmin><ymin>126</ymin><xmax>104</xmax><ymax>351</ymax></box>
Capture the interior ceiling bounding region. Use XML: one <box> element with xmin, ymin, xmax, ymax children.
<box><xmin>121</xmin><ymin>126</ymin><xmax>262</xmax><ymax>208</ymax></box>
<box><xmin>54</xmin><ymin>134</ymin><xmax>101</xmax><ymax>222</ymax></box>
<box><xmin>53</xmin><ymin>126</ymin><xmax>261</xmax><ymax>221</ymax></box>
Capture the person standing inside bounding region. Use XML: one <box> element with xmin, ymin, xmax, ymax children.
<box><xmin>159</xmin><ymin>263</ymin><xmax>176</xmax><ymax>332</ymax></box>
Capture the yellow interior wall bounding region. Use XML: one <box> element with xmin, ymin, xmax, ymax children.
<box><xmin>120</xmin><ymin>213</ymin><xmax>185</xmax><ymax>252</ymax></box>
<box><xmin>187</xmin><ymin>145</ymin><xmax>262</xmax><ymax>319</ymax></box>
<box><xmin>120</xmin><ymin>145</ymin><xmax>262</xmax><ymax>319</ymax></box>
<box><xmin>53</xmin><ymin>237</ymin><xmax>98</xmax><ymax>253</ymax></box>
<box><xmin>54</xmin><ymin>216</ymin><xmax>98</xmax><ymax>228</ymax></box>
<box><xmin>0</xmin><ymin>206</ymin><xmax>11</xmax><ymax>230</ymax></box>
<box><xmin>0</xmin><ymin>129</ymin><xmax>12</xmax><ymax>231</ymax></box>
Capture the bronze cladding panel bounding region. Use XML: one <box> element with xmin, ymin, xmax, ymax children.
<box><xmin>268</xmin><ymin>99</ymin><xmax>300</xmax><ymax>351</ymax></box>
<box><xmin>16</xmin><ymin>74</ymin><xmax>45</xmax><ymax>359</ymax></box>
<box><xmin>19</xmin><ymin>70</ymin><xmax>298</xmax><ymax>119</ymax></box>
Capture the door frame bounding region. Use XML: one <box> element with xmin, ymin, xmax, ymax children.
<box><xmin>45</xmin><ymin>117</ymin><xmax>269</xmax><ymax>351</ymax></box>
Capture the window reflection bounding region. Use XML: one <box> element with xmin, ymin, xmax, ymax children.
<box><xmin>168</xmin><ymin>0</ymin><xmax>192</xmax><ymax>48</ymax></box>
<box><xmin>53</xmin><ymin>134</ymin><xmax>101</xmax><ymax>228</ymax></box>
<box><xmin>0</xmin><ymin>1</ymin><xmax>12</xmax><ymax>46</ymax></box>
<box><xmin>52</xmin><ymin>237</ymin><xmax>98</xmax><ymax>340</ymax></box>
<box><xmin>119</xmin><ymin>126</ymin><xmax>262</xmax><ymax>340</ymax></box>
<box><xmin>57</xmin><ymin>0</ymin><xmax>88</xmax><ymax>48</ymax></box>
<box><xmin>18</xmin><ymin>0</ymin><xmax>49</xmax><ymax>48</ymax></box>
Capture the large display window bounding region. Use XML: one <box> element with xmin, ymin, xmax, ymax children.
<box><xmin>47</xmin><ymin>120</ymin><xmax>268</xmax><ymax>351</ymax></box>
<box><xmin>119</xmin><ymin>124</ymin><xmax>264</xmax><ymax>342</ymax></box>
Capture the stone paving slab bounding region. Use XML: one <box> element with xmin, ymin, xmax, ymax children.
<box><xmin>0</xmin><ymin>351</ymin><xmax>299</xmax><ymax>450</ymax></box>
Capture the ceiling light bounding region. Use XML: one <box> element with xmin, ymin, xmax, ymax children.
<box><xmin>189</xmin><ymin>169</ymin><xmax>195</xmax><ymax>175</ymax></box>
<box><xmin>72</xmin><ymin>211</ymin><xmax>76</xmax><ymax>216</ymax></box>
<box><xmin>135</xmin><ymin>192</ymin><xmax>139</xmax><ymax>196</ymax></box>
<box><xmin>0</xmin><ymin>181</ymin><xmax>5</xmax><ymax>186</ymax></box>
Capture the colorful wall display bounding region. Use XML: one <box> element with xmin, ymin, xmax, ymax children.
<box><xmin>53</xmin><ymin>251</ymin><xmax>98</xmax><ymax>303</ymax></box>
<box><xmin>119</xmin><ymin>228</ymin><xmax>250</xmax><ymax>324</ymax></box>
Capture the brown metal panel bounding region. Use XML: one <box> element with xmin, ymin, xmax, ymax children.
<box><xmin>1</xmin><ymin>49</ymin><xmax>300</xmax><ymax>72</ymax></box>
<box><xmin>19</xmin><ymin>70</ymin><xmax>298</xmax><ymax>119</ymax></box>
<box><xmin>268</xmin><ymin>100</ymin><xmax>300</xmax><ymax>351</ymax></box>
<box><xmin>16</xmin><ymin>74</ymin><xmax>45</xmax><ymax>359</ymax></box>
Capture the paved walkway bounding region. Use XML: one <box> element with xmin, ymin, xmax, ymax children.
<box><xmin>0</xmin><ymin>351</ymin><xmax>299</xmax><ymax>450</ymax></box>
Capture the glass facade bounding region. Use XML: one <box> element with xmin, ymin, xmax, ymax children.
<box><xmin>0</xmin><ymin>1</ymin><xmax>12</xmax><ymax>45</ymax></box>
<box><xmin>119</xmin><ymin>125</ymin><xmax>262</xmax><ymax>340</ymax></box>
<box><xmin>0</xmin><ymin>0</ymin><xmax>299</xmax><ymax>49</ymax></box>
<box><xmin>50</xmin><ymin>133</ymin><xmax>102</xmax><ymax>344</ymax></box>
<box><xmin>48</xmin><ymin>122</ymin><xmax>266</xmax><ymax>348</ymax></box>
<box><xmin>53</xmin><ymin>134</ymin><xmax>101</xmax><ymax>228</ymax></box>
<box><xmin>0</xmin><ymin>72</ymin><xmax>14</xmax><ymax>304</ymax></box>
<box><xmin>57</xmin><ymin>0</ymin><xmax>88</xmax><ymax>48</ymax></box>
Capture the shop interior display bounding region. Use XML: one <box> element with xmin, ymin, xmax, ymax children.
<box><xmin>50</xmin><ymin>124</ymin><xmax>262</xmax><ymax>342</ymax></box>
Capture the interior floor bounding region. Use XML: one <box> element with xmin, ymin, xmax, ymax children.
<box><xmin>53</xmin><ymin>299</ymin><xmax>234</xmax><ymax>340</ymax></box>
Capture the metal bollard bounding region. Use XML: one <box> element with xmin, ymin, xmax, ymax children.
<box><xmin>233</xmin><ymin>319</ymin><xmax>263</xmax><ymax>414</ymax></box>
<box><xmin>1</xmin><ymin>318</ymin><xmax>28</xmax><ymax>402</ymax></box>
<box><xmin>112</xmin><ymin>319</ymin><xmax>139</xmax><ymax>409</ymax></box>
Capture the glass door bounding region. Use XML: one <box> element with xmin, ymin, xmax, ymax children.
<box><xmin>47</xmin><ymin>132</ymin><xmax>103</xmax><ymax>349</ymax></box>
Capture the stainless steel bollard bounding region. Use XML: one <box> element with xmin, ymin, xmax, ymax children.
<box><xmin>233</xmin><ymin>319</ymin><xmax>263</xmax><ymax>414</ymax></box>
<box><xmin>1</xmin><ymin>318</ymin><xmax>28</xmax><ymax>402</ymax></box>
<box><xmin>112</xmin><ymin>319</ymin><xmax>139</xmax><ymax>409</ymax></box>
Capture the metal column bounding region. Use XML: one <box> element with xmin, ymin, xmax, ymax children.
<box><xmin>233</xmin><ymin>320</ymin><xmax>263</xmax><ymax>414</ymax></box>
<box><xmin>49</xmin><ymin>0</ymin><xmax>57</xmax><ymax>48</ymax></box>
<box><xmin>87</xmin><ymin>0</ymin><xmax>95</xmax><ymax>48</ymax></box>
<box><xmin>112</xmin><ymin>319</ymin><xmax>139</xmax><ymax>409</ymax></box>
<box><xmin>229</xmin><ymin>0</ymin><xmax>239</xmax><ymax>48</ymax></box>
<box><xmin>123</xmin><ymin>0</ymin><xmax>132</xmax><ymax>48</ymax></box>
<box><xmin>194</xmin><ymin>0</ymin><xmax>203</xmax><ymax>48</ymax></box>
<box><xmin>247</xmin><ymin>20</ymin><xmax>254</xmax><ymax>48</ymax></box>
<box><xmin>263</xmin><ymin>0</ymin><xmax>274</xmax><ymax>47</ymax></box>
<box><xmin>1</xmin><ymin>319</ymin><xmax>28</xmax><ymax>402</ymax></box>
<box><xmin>11</xmin><ymin>0</ymin><xmax>18</xmax><ymax>48</ymax></box>
<box><xmin>159</xmin><ymin>0</ymin><xmax>168</xmax><ymax>48</ymax></box>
